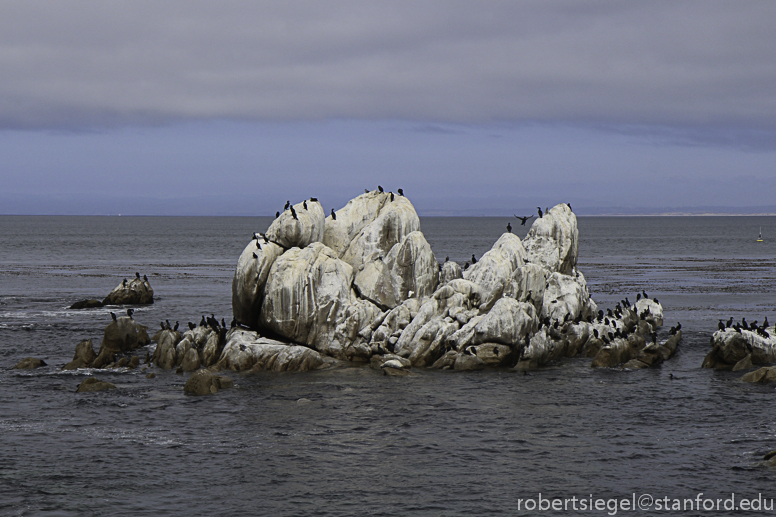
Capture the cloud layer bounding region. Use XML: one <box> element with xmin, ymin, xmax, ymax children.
<box><xmin>2</xmin><ymin>1</ymin><xmax>775</xmax><ymax>134</ymax></box>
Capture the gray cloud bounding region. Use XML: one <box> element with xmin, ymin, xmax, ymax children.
<box><xmin>1</xmin><ymin>0</ymin><xmax>775</xmax><ymax>143</ymax></box>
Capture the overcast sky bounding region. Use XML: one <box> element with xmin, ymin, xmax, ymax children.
<box><xmin>2</xmin><ymin>1</ymin><xmax>775</xmax><ymax>215</ymax></box>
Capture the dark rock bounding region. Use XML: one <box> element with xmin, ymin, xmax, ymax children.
<box><xmin>183</xmin><ymin>368</ymin><xmax>234</xmax><ymax>396</ymax></box>
<box><xmin>128</xmin><ymin>356</ymin><xmax>140</xmax><ymax>369</ymax></box>
<box><xmin>76</xmin><ymin>377</ymin><xmax>116</xmax><ymax>392</ymax></box>
<box><xmin>62</xmin><ymin>339</ymin><xmax>98</xmax><ymax>370</ymax></box>
<box><xmin>146</xmin><ymin>372</ymin><xmax>156</xmax><ymax>379</ymax></box>
<box><xmin>13</xmin><ymin>357</ymin><xmax>47</xmax><ymax>370</ymax></box>
<box><xmin>69</xmin><ymin>299</ymin><xmax>103</xmax><ymax>309</ymax></box>
<box><xmin>102</xmin><ymin>316</ymin><xmax>150</xmax><ymax>353</ymax></box>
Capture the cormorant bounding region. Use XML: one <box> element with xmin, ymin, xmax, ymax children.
<box><xmin>444</xmin><ymin>256</ymin><xmax>449</xmax><ymax>262</ymax></box>
<box><xmin>726</xmin><ymin>317</ymin><xmax>733</xmax><ymax>327</ymax></box>
<box><xmin>221</xmin><ymin>318</ymin><xmax>226</xmax><ymax>328</ymax></box>
<box><xmin>290</xmin><ymin>206</ymin><xmax>297</xmax><ymax>219</ymax></box>
<box><xmin>390</xmin><ymin>192</ymin><xmax>394</xmax><ymax>202</ymax></box>
<box><xmin>593</xmin><ymin>329</ymin><xmax>599</xmax><ymax>338</ymax></box>
<box><xmin>123</xmin><ymin>278</ymin><xmax>127</xmax><ymax>287</ymax></box>
<box><xmin>188</xmin><ymin>322</ymin><xmax>196</xmax><ymax>331</ymax></box>
<box><xmin>310</xmin><ymin>197</ymin><xmax>318</xmax><ymax>202</ymax></box>
<box><xmin>110</xmin><ymin>312</ymin><xmax>117</xmax><ymax>322</ymax></box>
<box><xmin>545</xmin><ymin>207</ymin><xmax>549</xmax><ymax>216</ymax></box>
<box><xmin>567</xmin><ymin>203</ymin><xmax>572</xmax><ymax>211</ymax></box>
<box><xmin>378</xmin><ymin>185</ymin><xmax>383</xmax><ymax>193</ymax></box>
<box><xmin>166</xmin><ymin>319</ymin><xmax>171</xmax><ymax>330</ymax></box>
<box><xmin>514</xmin><ymin>215</ymin><xmax>533</xmax><ymax>225</ymax></box>
<box><xmin>471</xmin><ymin>254</ymin><xmax>477</xmax><ymax>264</ymax></box>
<box><xmin>506</xmin><ymin>222</ymin><xmax>512</xmax><ymax>233</ymax></box>
<box><xmin>174</xmin><ymin>321</ymin><xmax>179</xmax><ymax>331</ymax></box>
<box><xmin>764</xmin><ymin>317</ymin><xmax>770</xmax><ymax>328</ymax></box>
<box><xmin>276</xmin><ymin>211</ymin><xmax>280</xmax><ymax>218</ymax></box>
<box><xmin>398</xmin><ymin>188</ymin><xmax>404</xmax><ymax>196</ymax></box>
<box><xmin>718</xmin><ymin>320</ymin><xmax>725</xmax><ymax>331</ymax></box>
<box><xmin>135</xmin><ymin>272</ymin><xmax>140</xmax><ymax>279</ymax></box>
<box><xmin>230</xmin><ymin>318</ymin><xmax>236</xmax><ymax>328</ymax></box>
<box><xmin>331</xmin><ymin>209</ymin><xmax>336</xmax><ymax>220</ymax></box>
<box><xmin>126</xmin><ymin>308</ymin><xmax>134</xmax><ymax>319</ymax></box>
<box><xmin>303</xmin><ymin>200</ymin><xmax>307</xmax><ymax>210</ymax></box>
<box><xmin>636</xmin><ymin>293</ymin><xmax>641</xmax><ymax>301</ymax></box>
<box><xmin>537</xmin><ymin>207</ymin><xmax>543</xmax><ymax>218</ymax></box>
<box><xmin>642</xmin><ymin>290</ymin><xmax>648</xmax><ymax>299</ymax></box>
<box><xmin>143</xmin><ymin>274</ymin><xmax>148</xmax><ymax>282</ymax></box>
<box><xmin>284</xmin><ymin>200</ymin><xmax>290</xmax><ymax>210</ymax></box>
<box><xmin>200</xmin><ymin>315</ymin><xmax>207</xmax><ymax>327</ymax></box>
<box><xmin>653</xmin><ymin>298</ymin><xmax>659</xmax><ymax>304</ymax></box>
<box><xmin>365</xmin><ymin>188</ymin><xmax>369</xmax><ymax>193</ymax></box>
<box><xmin>256</xmin><ymin>240</ymin><xmax>262</xmax><ymax>250</ymax></box>
<box><xmin>464</xmin><ymin>261</ymin><xmax>469</xmax><ymax>269</ymax></box>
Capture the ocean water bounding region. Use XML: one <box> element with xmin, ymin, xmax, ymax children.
<box><xmin>1</xmin><ymin>215</ymin><xmax>775</xmax><ymax>516</ymax></box>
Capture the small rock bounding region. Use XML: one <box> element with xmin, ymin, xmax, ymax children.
<box><xmin>76</xmin><ymin>377</ymin><xmax>116</xmax><ymax>392</ymax></box>
<box><xmin>69</xmin><ymin>299</ymin><xmax>104</xmax><ymax>309</ymax></box>
<box><xmin>183</xmin><ymin>369</ymin><xmax>234</xmax><ymax>396</ymax></box>
<box><xmin>146</xmin><ymin>372</ymin><xmax>155</xmax><ymax>379</ymax></box>
<box><xmin>13</xmin><ymin>357</ymin><xmax>47</xmax><ymax>370</ymax></box>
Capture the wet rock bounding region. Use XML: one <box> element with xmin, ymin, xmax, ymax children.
<box><xmin>103</xmin><ymin>276</ymin><xmax>154</xmax><ymax>305</ymax></box>
<box><xmin>740</xmin><ymin>366</ymin><xmax>776</xmax><ymax>384</ymax></box>
<box><xmin>151</xmin><ymin>329</ymin><xmax>185</xmax><ymax>369</ymax></box>
<box><xmin>454</xmin><ymin>352</ymin><xmax>485</xmax><ymax>371</ymax></box>
<box><xmin>703</xmin><ymin>328</ymin><xmax>776</xmax><ymax>369</ymax></box>
<box><xmin>69</xmin><ymin>299</ymin><xmax>103</xmax><ymax>309</ymax></box>
<box><xmin>76</xmin><ymin>377</ymin><xmax>116</xmax><ymax>392</ymax></box>
<box><xmin>180</xmin><ymin>348</ymin><xmax>201</xmax><ymax>372</ymax></box>
<box><xmin>591</xmin><ymin>334</ymin><xmax>646</xmax><ymax>368</ymax></box>
<box><xmin>232</xmin><ymin>239</ymin><xmax>285</xmax><ymax>328</ymax></box>
<box><xmin>439</xmin><ymin>261</ymin><xmax>463</xmax><ymax>284</ymax></box>
<box><xmin>732</xmin><ymin>353</ymin><xmax>753</xmax><ymax>371</ymax></box>
<box><xmin>183</xmin><ymin>368</ymin><xmax>234</xmax><ymax>396</ymax></box>
<box><xmin>13</xmin><ymin>357</ymin><xmax>47</xmax><ymax>370</ymax></box>
<box><xmin>102</xmin><ymin>316</ymin><xmax>150</xmax><ymax>353</ymax></box>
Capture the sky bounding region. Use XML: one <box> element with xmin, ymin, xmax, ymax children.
<box><xmin>1</xmin><ymin>1</ymin><xmax>775</xmax><ymax>216</ymax></box>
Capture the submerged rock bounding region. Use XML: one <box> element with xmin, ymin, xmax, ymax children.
<box><xmin>13</xmin><ymin>357</ymin><xmax>47</xmax><ymax>370</ymax></box>
<box><xmin>69</xmin><ymin>299</ymin><xmax>103</xmax><ymax>309</ymax></box>
<box><xmin>183</xmin><ymin>369</ymin><xmax>234</xmax><ymax>396</ymax></box>
<box><xmin>76</xmin><ymin>377</ymin><xmax>116</xmax><ymax>392</ymax></box>
<box><xmin>62</xmin><ymin>339</ymin><xmax>98</xmax><ymax>370</ymax></box>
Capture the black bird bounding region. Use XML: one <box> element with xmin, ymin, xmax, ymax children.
<box><xmin>290</xmin><ymin>206</ymin><xmax>297</xmax><ymax>219</ymax></box>
<box><xmin>230</xmin><ymin>318</ymin><xmax>236</xmax><ymax>328</ymax></box>
<box><xmin>537</xmin><ymin>207</ymin><xmax>543</xmax><ymax>218</ymax></box>
<box><xmin>365</xmin><ymin>188</ymin><xmax>369</xmax><ymax>193</ymax></box>
<box><xmin>398</xmin><ymin>188</ymin><xmax>404</xmax><ymax>196</ymax></box>
<box><xmin>464</xmin><ymin>261</ymin><xmax>469</xmax><ymax>269</ymax></box>
<box><xmin>545</xmin><ymin>207</ymin><xmax>549</xmax><ymax>216</ymax></box>
<box><xmin>200</xmin><ymin>316</ymin><xmax>207</xmax><ymax>327</ymax></box>
<box><xmin>135</xmin><ymin>272</ymin><xmax>140</xmax><ymax>279</ymax></box>
<box><xmin>642</xmin><ymin>290</ymin><xmax>648</xmax><ymax>299</ymax></box>
<box><xmin>493</xmin><ymin>348</ymin><xmax>499</xmax><ymax>357</ymax></box>
<box><xmin>378</xmin><ymin>185</ymin><xmax>384</xmax><ymax>192</ymax></box>
<box><xmin>303</xmin><ymin>200</ymin><xmax>308</xmax><ymax>210</ymax></box>
<box><xmin>624</xmin><ymin>297</ymin><xmax>630</xmax><ymax>307</ymax></box>
<box><xmin>221</xmin><ymin>318</ymin><xmax>226</xmax><ymax>328</ymax></box>
<box><xmin>514</xmin><ymin>214</ymin><xmax>533</xmax><ymax>226</ymax></box>
<box><xmin>742</xmin><ymin>317</ymin><xmax>748</xmax><ymax>329</ymax></box>
<box><xmin>310</xmin><ymin>197</ymin><xmax>318</xmax><ymax>202</ymax></box>
<box><xmin>123</xmin><ymin>278</ymin><xmax>127</xmax><ymax>287</ymax></box>
<box><xmin>276</xmin><ymin>211</ymin><xmax>280</xmax><ymax>218</ymax></box>
<box><xmin>110</xmin><ymin>312</ymin><xmax>117</xmax><ymax>322</ymax></box>
<box><xmin>471</xmin><ymin>254</ymin><xmax>477</xmax><ymax>264</ymax></box>
<box><xmin>669</xmin><ymin>326</ymin><xmax>676</xmax><ymax>335</ymax></box>
<box><xmin>676</xmin><ymin>322</ymin><xmax>682</xmax><ymax>331</ymax></box>
<box><xmin>653</xmin><ymin>298</ymin><xmax>659</xmax><ymax>304</ymax></box>
<box><xmin>284</xmin><ymin>200</ymin><xmax>290</xmax><ymax>210</ymax></box>
<box><xmin>506</xmin><ymin>222</ymin><xmax>512</xmax><ymax>233</ymax></box>
<box><xmin>331</xmin><ymin>209</ymin><xmax>336</xmax><ymax>220</ymax></box>
<box><xmin>593</xmin><ymin>329</ymin><xmax>599</xmax><ymax>338</ymax></box>
<box><xmin>143</xmin><ymin>274</ymin><xmax>148</xmax><ymax>282</ymax></box>
<box><xmin>726</xmin><ymin>317</ymin><xmax>733</xmax><ymax>327</ymax></box>
<box><xmin>718</xmin><ymin>320</ymin><xmax>725</xmax><ymax>331</ymax></box>
<box><xmin>126</xmin><ymin>308</ymin><xmax>134</xmax><ymax>319</ymax></box>
<box><xmin>188</xmin><ymin>321</ymin><xmax>196</xmax><ymax>331</ymax></box>
<box><xmin>444</xmin><ymin>256</ymin><xmax>449</xmax><ymax>262</ymax></box>
<box><xmin>160</xmin><ymin>321</ymin><xmax>166</xmax><ymax>331</ymax></box>
<box><xmin>165</xmin><ymin>319</ymin><xmax>171</xmax><ymax>330</ymax></box>
<box><xmin>567</xmin><ymin>203</ymin><xmax>572</xmax><ymax>211</ymax></box>
<box><xmin>764</xmin><ymin>317</ymin><xmax>770</xmax><ymax>328</ymax></box>
<box><xmin>390</xmin><ymin>192</ymin><xmax>394</xmax><ymax>202</ymax></box>
<box><xmin>636</xmin><ymin>293</ymin><xmax>641</xmax><ymax>301</ymax></box>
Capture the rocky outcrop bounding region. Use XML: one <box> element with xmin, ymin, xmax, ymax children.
<box><xmin>63</xmin><ymin>339</ymin><xmax>98</xmax><ymax>370</ymax></box>
<box><xmin>227</xmin><ymin>193</ymin><xmax>672</xmax><ymax>373</ymax></box>
<box><xmin>13</xmin><ymin>357</ymin><xmax>47</xmax><ymax>369</ymax></box>
<box><xmin>702</xmin><ymin>327</ymin><xmax>776</xmax><ymax>370</ymax></box>
<box><xmin>102</xmin><ymin>316</ymin><xmax>150</xmax><ymax>353</ymax></box>
<box><xmin>103</xmin><ymin>276</ymin><xmax>154</xmax><ymax>305</ymax></box>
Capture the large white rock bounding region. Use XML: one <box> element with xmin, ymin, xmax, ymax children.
<box><xmin>634</xmin><ymin>298</ymin><xmax>663</xmax><ymax>328</ymax></box>
<box><xmin>324</xmin><ymin>191</ymin><xmax>420</xmax><ymax>267</ymax></box>
<box><xmin>260</xmin><ymin>242</ymin><xmax>383</xmax><ymax>361</ymax></box>
<box><xmin>439</xmin><ymin>261</ymin><xmax>463</xmax><ymax>284</ymax></box>
<box><xmin>354</xmin><ymin>231</ymin><xmax>438</xmax><ymax>309</ymax></box>
<box><xmin>522</xmin><ymin>203</ymin><xmax>578</xmax><ymax>274</ymax></box>
<box><xmin>218</xmin><ymin>330</ymin><xmax>325</xmax><ymax>371</ymax></box>
<box><xmin>265</xmin><ymin>199</ymin><xmax>325</xmax><ymax>249</ymax></box>
<box><xmin>463</xmin><ymin>233</ymin><xmax>526</xmax><ymax>311</ymax></box>
<box><xmin>703</xmin><ymin>327</ymin><xmax>776</xmax><ymax>368</ymax></box>
<box><xmin>231</xmin><ymin>239</ymin><xmax>284</xmax><ymax>328</ymax></box>
<box><xmin>504</xmin><ymin>262</ymin><xmax>547</xmax><ymax>312</ymax></box>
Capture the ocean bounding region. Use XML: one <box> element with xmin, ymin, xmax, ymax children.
<box><xmin>1</xmin><ymin>215</ymin><xmax>775</xmax><ymax>516</ymax></box>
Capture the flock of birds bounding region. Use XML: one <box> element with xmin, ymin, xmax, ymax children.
<box><xmin>718</xmin><ymin>316</ymin><xmax>772</xmax><ymax>338</ymax></box>
<box><xmin>273</xmin><ymin>186</ymin><xmax>405</xmax><ymax>221</ymax></box>
<box><xmin>121</xmin><ymin>272</ymin><xmax>149</xmax><ymax>288</ymax></box>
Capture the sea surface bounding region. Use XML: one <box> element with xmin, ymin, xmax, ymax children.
<box><xmin>1</xmin><ymin>215</ymin><xmax>775</xmax><ymax>516</ymax></box>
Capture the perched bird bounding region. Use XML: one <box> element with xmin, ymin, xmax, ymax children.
<box><xmin>718</xmin><ymin>320</ymin><xmax>725</xmax><ymax>331</ymax></box>
<box><xmin>188</xmin><ymin>322</ymin><xmax>196</xmax><ymax>331</ymax></box>
<box><xmin>636</xmin><ymin>293</ymin><xmax>641</xmax><ymax>301</ymax></box>
<box><xmin>221</xmin><ymin>318</ymin><xmax>226</xmax><ymax>328</ymax></box>
<box><xmin>275</xmin><ymin>211</ymin><xmax>280</xmax><ymax>218</ymax></box>
<box><xmin>126</xmin><ymin>308</ymin><xmax>134</xmax><ymax>319</ymax></box>
<box><xmin>764</xmin><ymin>317</ymin><xmax>770</xmax><ymax>328</ymax></box>
<box><xmin>676</xmin><ymin>322</ymin><xmax>682</xmax><ymax>331</ymax></box>
<box><xmin>444</xmin><ymin>256</ymin><xmax>449</xmax><ymax>262</ymax></box>
<box><xmin>200</xmin><ymin>315</ymin><xmax>207</xmax><ymax>327</ymax></box>
<box><xmin>303</xmin><ymin>200</ymin><xmax>307</xmax><ymax>210</ymax></box>
<box><xmin>642</xmin><ymin>290</ymin><xmax>648</xmax><ymax>299</ymax></box>
<box><xmin>230</xmin><ymin>318</ymin><xmax>236</xmax><ymax>328</ymax></box>
<box><xmin>514</xmin><ymin>215</ymin><xmax>533</xmax><ymax>226</ymax></box>
<box><xmin>726</xmin><ymin>317</ymin><xmax>733</xmax><ymax>327</ymax></box>
<box><xmin>165</xmin><ymin>319</ymin><xmax>171</xmax><ymax>330</ymax></box>
<box><xmin>135</xmin><ymin>272</ymin><xmax>140</xmax><ymax>279</ymax></box>
<box><xmin>143</xmin><ymin>274</ymin><xmax>148</xmax><ymax>282</ymax></box>
<box><xmin>310</xmin><ymin>197</ymin><xmax>318</xmax><ymax>202</ymax></box>
<box><xmin>331</xmin><ymin>209</ymin><xmax>336</xmax><ymax>220</ymax></box>
<box><xmin>378</xmin><ymin>185</ymin><xmax>384</xmax><ymax>193</ymax></box>
<box><xmin>122</xmin><ymin>278</ymin><xmax>127</xmax><ymax>287</ymax></box>
<box><xmin>390</xmin><ymin>192</ymin><xmax>394</xmax><ymax>202</ymax></box>
<box><xmin>256</xmin><ymin>240</ymin><xmax>261</xmax><ymax>250</ymax></box>
<box><xmin>365</xmin><ymin>188</ymin><xmax>369</xmax><ymax>193</ymax></box>
<box><xmin>290</xmin><ymin>206</ymin><xmax>297</xmax><ymax>220</ymax></box>
<box><xmin>537</xmin><ymin>207</ymin><xmax>543</xmax><ymax>218</ymax></box>
<box><xmin>110</xmin><ymin>312</ymin><xmax>117</xmax><ymax>322</ymax></box>
<box><xmin>284</xmin><ymin>200</ymin><xmax>290</xmax><ymax>210</ymax></box>
<box><xmin>567</xmin><ymin>203</ymin><xmax>572</xmax><ymax>211</ymax></box>
<box><xmin>506</xmin><ymin>222</ymin><xmax>512</xmax><ymax>233</ymax></box>
<box><xmin>174</xmin><ymin>321</ymin><xmax>179</xmax><ymax>331</ymax></box>
<box><xmin>471</xmin><ymin>254</ymin><xmax>477</xmax><ymax>264</ymax></box>
<box><xmin>397</xmin><ymin>188</ymin><xmax>404</xmax><ymax>196</ymax></box>
<box><xmin>464</xmin><ymin>261</ymin><xmax>470</xmax><ymax>269</ymax></box>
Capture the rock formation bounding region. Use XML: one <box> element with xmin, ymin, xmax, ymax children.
<box><xmin>103</xmin><ymin>275</ymin><xmax>154</xmax><ymax>305</ymax></box>
<box><xmin>223</xmin><ymin>192</ymin><xmax>671</xmax><ymax>373</ymax></box>
<box><xmin>702</xmin><ymin>325</ymin><xmax>776</xmax><ymax>370</ymax></box>
<box><xmin>13</xmin><ymin>357</ymin><xmax>47</xmax><ymax>370</ymax></box>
